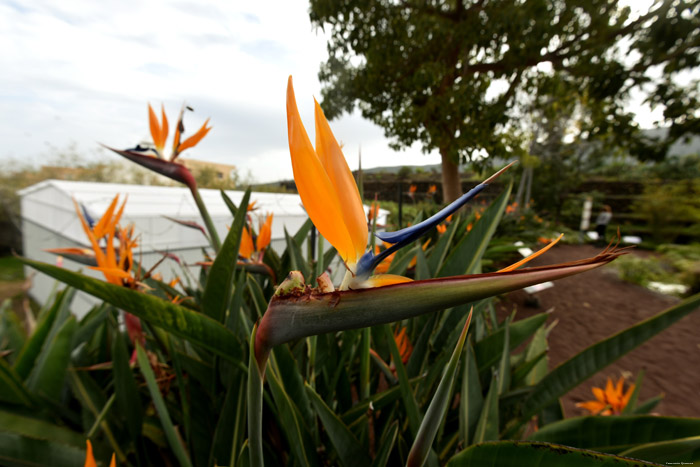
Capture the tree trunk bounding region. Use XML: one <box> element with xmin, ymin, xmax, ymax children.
<box><xmin>440</xmin><ymin>149</ymin><xmax>462</xmax><ymax>203</ymax></box>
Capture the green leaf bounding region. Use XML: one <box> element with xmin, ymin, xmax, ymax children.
<box><xmin>20</xmin><ymin>257</ymin><xmax>241</xmax><ymax>362</ymax></box>
<box><xmin>0</xmin><ymin>358</ymin><xmax>33</xmax><ymax>406</ymax></box>
<box><xmin>459</xmin><ymin>343</ymin><xmax>483</xmax><ymax>446</ymax></box>
<box><xmin>247</xmin><ymin>324</ymin><xmax>264</xmax><ymax>467</ymax></box>
<box><xmin>136</xmin><ymin>344</ymin><xmax>193</xmax><ymax>467</ymax></box>
<box><xmin>632</xmin><ymin>395</ymin><xmax>663</xmax><ymax>415</ymax></box>
<box><xmin>306</xmin><ymin>383</ymin><xmax>371</xmax><ymax>467</ymax></box>
<box><xmin>475</xmin><ymin>312</ymin><xmax>548</xmax><ymax>377</ymax></box>
<box><xmin>438</xmin><ymin>184</ymin><xmax>511</xmax><ymax>277</ymax></box>
<box><xmin>341</xmin><ymin>377</ymin><xmax>423</xmax><ymax>425</ymax></box>
<box><xmin>220</xmin><ymin>189</ymin><xmax>238</xmax><ymax>216</ymax></box>
<box><xmin>0</xmin><ymin>302</ymin><xmax>26</xmax><ymax>360</ymax></box>
<box><xmin>446</xmin><ymin>441</ymin><xmax>659</xmax><ymax>466</ymax></box>
<box><xmin>0</xmin><ymin>432</ymin><xmax>85</xmax><ymax>467</ymax></box>
<box><xmin>520</xmin><ymin>292</ymin><xmax>700</xmax><ymax>421</ymax></box>
<box><xmin>472</xmin><ymin>372</ymin><xmax>499</xmax><ymax>444</ymax></box>
<box><xmin>407</xmin><ymin>310</ymin><xmax>471</xmax><ymax>467</ymax></box>
<box><xmin>497</xmin><ymin>317</ymin><xmax>511</xmax><ymax>396</ymax></box>
<box><xmin>246</xmin><ymin>274</ymin><xmax>268</xmax><ymax>319</ymax></box>
<box><xmin>372</xmin><ymin>421</ymin><xmax>398</xmax><ymax>467</ymax></box>
<box><xmin>210</xmin><ymin>372</ymin><xmax>245</xmax><ymax>466</ymax></box>
<box><xmin>426</xmin><ymin>217</ymin><xmax>459</xmax><ymax>274</ymax></box>
<box><xmin>387</xmin><ymin>243</ymin><xmax>420</xmax><ymax>276</ymax></box>
<box><xmin>259</xmin><ymin>256</ymin><xmax>614</xmax><ymax>348</ymax></box>
<box><xmin>266</xmin><ymin>364</ymin><xmax>319</xmax><ymax>466</ymax></box>
<box><xmin>13</xmin><ymin>288</ymin><xmax>74</xmax><ymax>380</ymax></box>
<box><xmin>0</xmin><ymin>410</ymin><xmax>85</xmax><ymax>448</ymax></box>
<box><xmin>202</xmin><ymin>188</ymin><xmax>250</xmax><ymax>322</ymax></box>
<box><xmin>111</xmin><ymin>328</ymin><xmax>142</xmax><ymax>441</ymax></box>
<box><xmin>271</xmin><ymin>345</ymin><xmax>315</xmax><ymax>432</ymax></box>
<box><xmin>26</xmin><ymin>316</ymin><xmax>77</xmax><ymax>401</ymax></box>
<box><xmin>620</xmin><ymin>435</ymin><xmax>700</xmax><ymax>464</ymax></box>
<box><xmin>621</xmin><ymin>369</ymin><xmax>644</xmax><ymax>415</ymax></box>
<box><xmin>529</xmin><ymin>415</ymin><xmax>700</xmax><ymax>455</ymax></box>
<box><xmin>383</xmin><ymin>324</ymin><xmax>421</xmax><ymax>437</ymax></box>
<box><xmin>284</xmin><ymin>228</ymin><xmax>310</xmax><ymax>280</ymax></box>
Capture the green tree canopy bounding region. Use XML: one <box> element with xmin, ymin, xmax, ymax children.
<box><xmin>310</xmin><ymin>0</ymin><xmax>700</xmax><ymax>200</ymax></box>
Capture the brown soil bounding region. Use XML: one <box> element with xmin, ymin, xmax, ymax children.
<box><xmin>495</xmin><ymin>244</ymin><xmax>700</xmax><ymax>418</ymax></box>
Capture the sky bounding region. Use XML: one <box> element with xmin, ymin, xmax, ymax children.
<box><xmin>0</xmin><ymin>0</ymin><xmax>666</xmax><ymax>183</ymax></box>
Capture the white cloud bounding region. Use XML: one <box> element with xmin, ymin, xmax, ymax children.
<box><xmin>0</xmin><ymin>0</ymin><xmax>691</xmax><ymax>184</ymax></box>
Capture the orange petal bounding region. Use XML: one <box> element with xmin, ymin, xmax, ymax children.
<box><xmin>239</xmin><ymin>226</ymin><xmax>255</xmax><ymax>259</ymax></box>
<box><xmin>84</xmin><ymin>440</ymin><xmax>97</xmax><ymax>467</ymax></box>
<box><xmin>74</xmin><ymin>199</ymin><xmax>107</xmax><ymax>267</ymax></box>
<box><xmin>160</xmin><ymin>104</ymin><xmax>169</xmax><ymax>150</ymax></box>
<box><xmin>148</xmin><ymin>103</ymin><xmax>162</xmax><ymax>154</ymax></box>
<box><xmin>287</xmin><ymin>76</ymin><xmax>355</xmax><ymax>265</ymax></box>
<box><xmin>592</xmin><ymin>386</ymin><xmax>606</xmax><ymax>403</ymax></box>
<box><xmin>257</xmin><ymin>214</ymin><xmax>273</xmax><ymax>251</ymax></box>
<box><xmin>576</xmin><ymin>400</ymin><xmax>607</xmax><ymax>415</ymax></box>
<box><xmin>621</xmin><ymin>383</ymin><xmax>636</xmax><ymax>407</ymax></box>
<box><xmin>360</xmin><ymin>274</ymin><xmax>413</xmax><ymax>288</ymax></box>
<box><xmin>178</xmin><ymin>118</ymin><xmax>211</xmax><ymax>153</ymax></box>
<box><xmin>93</xmin><ymin>195</ymin><xmax>120</xmax><ymax>239</ymax></box>
<box><xmin>104</xmin><ymin>197</ymin><xmax>127</xmax><ymax>269</ymax></box>
<box><xmin>497</xmin><ymin>233</ymin><xmax>564</xmax><ymax>272</ymax></box>
<box><xmin>314</xmin><ymin>98</ymin><xmax>367</xmax><ymax>263</ymax></box>
<box><xmin>172</xmin><ymin>105</ymin><xmax>185</xmax><ymax>157</ymax></box>
<box><xmin>110</xmin><ymin>453</ymin><xmax>116</xmax><ymax>467</ymax></box>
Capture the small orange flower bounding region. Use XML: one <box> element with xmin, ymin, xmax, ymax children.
<box><xmin>367</xmin><ymin>201</ymin><xmax>380</xmax><ymax>223</ymax></box>
<box><xmin>436</xmin><ymin>224</ymin><xmax>447</xmax><ymax>234</ymax></box>
<box><xmin>466</xmin><ymin>223</ymin><xmax>473</xmax><ymax>232</ymax></box>
<box><xmin>408</xmin><ymin>184</ymin><xmax>417</xmax><ymax>199</ymax></box>
<box><xmin>148</xmin><ymin>103</ymin><xmax>211</xmax><ymax>161</ymax></box>
<box><xmin>84</xmin><ymin>440</ymin><xmax>115</xmax><ymax>467</ymax></box>
<box><xmin>239</xmin><ymin>213</ymin><xmax>274</xmax><ymax>262</ymax></box>
<box><xmin>393</xmin><ymin>326</ymin><xmax>413</xmax><ymax>364</ymax></box>
<box><xmin>427</xmin><ymin>184</ymin><xmax>437</xmax><ymax>196</ymax></box>
<box><xmin>576</xmin><ymin>376</ymin><xmax>635</xmax><ymax>415</ymax></box>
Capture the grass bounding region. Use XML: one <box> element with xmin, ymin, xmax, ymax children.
<box><xmin>0</xmin><ymin>256</ymin><xmax>24</xmax><ymax>282</ymax></box>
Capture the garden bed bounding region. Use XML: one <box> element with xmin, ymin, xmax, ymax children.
<box><xmin>496</xmin><ymin>243</ymin><xmax>699</xmax><ymax>418</ymax></box>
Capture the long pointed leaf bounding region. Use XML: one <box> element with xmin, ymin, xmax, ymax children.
<box><xmin>306</xmin><ymin>384</ymin><xmax>371</xmax><ymax>466</ymax></box>
<box><xmin>520</xmin><ymin>292</ymin><xmax>700</xmax><ymax>422</ymax></box>
<box><xmin>446</xmin><ymin>441</ymin><xmax>659</xmax><ymax>466</ymax></box>
<box><xmin>407</xmin><ymin>310</ymin><xmax>472</xmax><ymax>467</ymax></box>
<box><xmin>528</xmin><ymin>415</ymin><xmax>700</xmax><ymax>454</ymax></box>
<box><xmin>459</xmin><ymin>343</ymin><xmax>483</xmax><ymax>446</ymax></box>
<box><xmin>26</xmin><ymin>316</ymin><xmax>77</xmax><ymax>401</ymax></box>
<box><xmin>13</xmin><ymin>288</ymin><xmax>73</xmax><ymax>380</ymax></box>
<box><xmin>202</xmin><ymin>188</ymin><xmax>250</xmax><ymax>322</ymax></box>
<box><xmin>256</xmin><ymin>250</ymin><xmax>620</xmax><ymax>349</ymax></box>
<box><xmin>20</xmin><ymin>257</ymin><xmax>241</xmax><ymax>361</ymax></box>
<box><xmin>136</xmin><ymin>344</ymin><xmax>193</xmax><ymax>467</ymax></box>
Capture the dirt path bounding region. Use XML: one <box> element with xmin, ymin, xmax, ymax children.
<box><xmin>496</xmin><ymin>244</ymin><xmax>700</xmax><ymax>418</ymax></box>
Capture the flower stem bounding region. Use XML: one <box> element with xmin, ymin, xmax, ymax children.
<box><xmin>248</xmin><ymin>323</ymin><xmax>267</xmax><ymax>467</ymax></box>
<box><xmin>189</xmin><ymin>185</ymin><xmax>222</xmax><ymax>252</ymax></box>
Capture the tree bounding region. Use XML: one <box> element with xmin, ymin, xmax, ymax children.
<box><xmin>310</xmin><ymin>0</ymin><xmax>700</xmax><ymax>201</ymax></box>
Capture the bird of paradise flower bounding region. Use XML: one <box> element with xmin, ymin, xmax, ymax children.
<box><xmin>247</xmin><ymin>77</ymin><xmax>626</xmax><ymax>466</ymax></box>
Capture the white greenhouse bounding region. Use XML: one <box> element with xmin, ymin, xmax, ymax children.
<box><xmin>19</xmin><ymin>180</ymin><xmax>387</xmax><ymax>317</ymax></box>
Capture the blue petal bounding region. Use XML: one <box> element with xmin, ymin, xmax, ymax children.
<box><xmin>375</xmin><ymin>182</ymin><xmax>487</xmax><ymax>245</ymax></box>
<box><xmin>356</xmin><ymin>161</ymin><xmax>516</xmax><ymax>279</ymax></box>
<box><xmin>81</xmin><ymin>204</ymin><xmax>96</xmax><ymax>229</ymax></box>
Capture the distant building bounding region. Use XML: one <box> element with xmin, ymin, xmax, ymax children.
<box><xmin>178</xmin><ymin>158</ymin><xmax>237</xmax><ymax>180</ymax></box>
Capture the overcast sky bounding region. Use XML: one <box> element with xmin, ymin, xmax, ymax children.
<box><xmin>1</xmin><ymin>0</ymin><xmax>665</xmax><ymax>183</ymax></box>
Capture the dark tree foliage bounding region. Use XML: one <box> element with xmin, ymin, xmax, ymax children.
<box><xmin>310</xmin><ymin>0</ymin><xmax>700</xmax><ymax>200</ymax></box>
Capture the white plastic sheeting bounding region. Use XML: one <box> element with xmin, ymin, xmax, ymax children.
<box><xmin>19</xmin><ymin>180</ymin><xmax>388</xmax><ymax>317</ymax></box>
